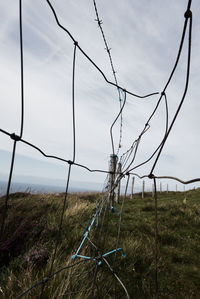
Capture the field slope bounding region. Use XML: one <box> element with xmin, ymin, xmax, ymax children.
<box><xmin>0</xmin><ymin>189</ymin><xmax>200</xmax><ymax>298</ymax></box>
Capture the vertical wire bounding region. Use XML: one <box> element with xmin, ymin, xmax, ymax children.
<box><xmin>48</xmin><ymin>42</ymin><xmax>77</xmax><ymax>277</ymax></box>
<box><xmin>0</xmin><ymin>141</ymin><xmax>17</xmax><ymax>240</ymax></box>
<box><xmin>153</xmin><ymin>177</ymin><xmax>158</xmax><ymax>299</ymax></box>
<box><xmin>150</xmin><ymin>11</ymin><xmax>192</xmax><ymax>175</ymax></box>
<box><xmin>115</xmin><ymin>174</ymin><xmax>130</xmax><ymax>255</ymax></box>
<box><xmin>72</xmin><ymin>42</ymin><xmax>77</xmax><ymax>163</ymax></box>
<box><xmin>19</xmin><ymin>0</ymin><xmax>24</xmax><ymax>138</ymax></box>
<box><xmin>0</xmin><ymin>0</ymin><xmax>25</xmax><ymax>242</ymax></box>
<box><xmin>114</xmin><ymin>174</ymin><xmax>130</xmax><ymax>297</ymax></box>
<box><xmin>110</xmin><ymin>90</ymin><xmax>126</xmax><ymax>156</ymax></box>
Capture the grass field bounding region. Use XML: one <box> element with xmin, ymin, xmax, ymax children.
<box><xmin>0</xmin><ymin>189</ymin><xmax>200</xmax><ymax>298</ymax></box>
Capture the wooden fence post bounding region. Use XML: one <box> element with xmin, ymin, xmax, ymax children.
<box><xmin>160</xmin><ymin>182</ymin><xmax>162</xmax><ymax>193</ymax></box>
<box><xmin>115</xmin><ymin>162</ymin><xmax>122</xmax><ymax>204</ymax></box>
<box><xmin>108</xmin><ymin>154</ymin><xmax>117</xmax><ymax>207</ymax></box>
<box><xmin>167</xmin><ymin>184</ymin><xmax>169</xmax><ymax>193</ymax></box>
<box><xmin>152</xmin><ymin>183</ymin><xmax>155</xmax><ymax>198</ymax></box>
<box><xmin>142</xmin><ymin>181</ymin><xmax>145</xmax><ymax>199</ymax></box>
<box><xmin>131</xmin><ymin>177</ymin><xmax>135</xmax><ymax>199</ymax></box>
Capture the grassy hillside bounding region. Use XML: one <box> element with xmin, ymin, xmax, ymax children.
<box><xmin>0</xmin><ymin>189</ymin><xmax>200</xmax><ymax>298</ymax></box>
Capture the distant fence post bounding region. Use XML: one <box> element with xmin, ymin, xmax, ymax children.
<box><xmin>167</xmin><ymin>184</ymin><xmax>169</xmax><ymax>193</ymax></box>
<box><xmin>131</xmin><ymin>177</ymin><xmax>135</xmax><ymax>199</ymax></box>
<box><xmin>160</xmin><ymin>182</ymin><xmax>162</xmax><ymax>193</ymax></box>
<box><xmin>108</xmin><ymin>154</ymin><xmax>117</xmax><ymax>207</ymax></box>
<box><xmin>142</xmin><ymin>181</ymin><xmax>145</xmax><ymax>198</ymax></box>
<box><xmin>152</xmin><ymin>183</ymin><xmax>155</xmax><ymax>198</ymax></box>
<box><xmin>115</xmin><ymin>162</ymin><xmax>122</xmax><ymax>204</ymax></box>
<box><xmin>176</xmin><ymin>184</ymin><xmax>178</xmax><ymax>192</ymax></box>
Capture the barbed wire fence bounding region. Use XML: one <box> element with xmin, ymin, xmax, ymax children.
<box><xmin>0</xmin><ymin>0</ymin><xmax>199</xmax><ymax>298</ymax></box>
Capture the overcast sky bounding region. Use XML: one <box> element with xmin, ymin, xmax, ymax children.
<box><xmin>0</xmin><ymin>0</ymin><xmax>199</xmax><ymax>191</ymax></box>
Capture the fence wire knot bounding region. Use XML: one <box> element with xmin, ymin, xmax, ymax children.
<box><xmin>184</xmin><ymin>10</ymin><xmax>192</xmax><ymax>18</ymax></box>
<box><xmin>42</xmin><ymin>277</ymin><xmax>49</xmax><ymax>283</ymax></box>
<box><xmin>10</xmin><ymin>133</ymin><xmax>21</xmax><ymax>141</ymax></box>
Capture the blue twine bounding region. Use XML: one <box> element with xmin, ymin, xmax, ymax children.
<box><xmin>110</xmin><ymin>206</ymin><xmax>119</xmax><ymax>216</ymax></box>
<box><xmin>73</xmin><ymin>199</ymin><xmax>105</xmax><ymax>259</ymax></box>
<box><xmin>72</xmin><ymin>248</ymin><xmax>126</xmax><ymax>265</ymax></box>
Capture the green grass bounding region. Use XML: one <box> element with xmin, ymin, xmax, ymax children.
<box><xmin>0</xmin><ymin>189</ymin><xmax>200</xmax><ymax>298</ymax></box>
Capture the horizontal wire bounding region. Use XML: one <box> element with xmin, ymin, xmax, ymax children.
<box><xmin>16</xmin><ymin>260</ymin><xmax>89</xmax><ymax>299</ymax></box>
<box><xmin>1</xmin><ymin>127</ymin><xmax>199</xmax><ymax>186</ymax></box>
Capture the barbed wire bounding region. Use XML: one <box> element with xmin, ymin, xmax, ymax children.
<box><xmin>45</xmin><ymin>0</ymin><xmax>159</xmax><ymax>100</ymax></box>
<box><xmin>93</xmin><ymin>0</ymin><xmax>124</xmax><ymax>156</ymax></box>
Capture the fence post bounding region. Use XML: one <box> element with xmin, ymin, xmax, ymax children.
<box><xmin>115</xmin><ymin>162</ymin><xmax>122</xmax><ymax>204</ymax></box>
<box><xmin>152</xmin><ymin>183</ymin><xmax>155</xmax><ymax>198</ymax></box>
<box><xmin>160</xmin><ymin>182</ymin><xmax>162</xmax><ymax>193</ymax></box>
<box><xmin>176</xmin><ymin>184</ymin><xmax>178</xmax><ymax>192</ymax></box>
<box><xmin>131</xmin><ymin>177</ymin><xmax>135</xmax><ymax>199</ymax></box>
<box><xmin>108</xmin><ymin>154</ymin><xmax>117</xmax><ymax>207</ymax></box>
<box><xmin>142</xmin><ymin>181</ymin><xmax>145</xmax><ymax>199</ymax></box>
<box><xmin>167</xmin><ymin>184</ymin><xmax>169</xmax><ymax>193</ymax></box>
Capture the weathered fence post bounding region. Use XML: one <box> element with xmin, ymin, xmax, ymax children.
<box><xmin>142</xmin><ymin>181</ymin><xmax>145</xmax><ymax>199</ymax></box>
<box><xmin>176</xmin><ymin>184</ymin><xmax>178</xmax><ymax>192</ymax></box>
<box><xmin>131</xmin><ymin>177</ymin><xmax>135</xmax><ymax>199</ymax></box>
<box><xmin>115</xmin><ymin>162</ymin><xmax>122</xmax><ymax>204</ymax></box>
<box><xmin>160</xmin><ymin>182</ymin><xmax>162</xmax><ymax>193</ymax></box>
<box><xmin>167</xmin><ymin>184</ymin><xmax>169</xmax><ymax>193</ymax></box>
<box><xmin>108</xmin><ymin>154</ymin><xmax>117</xmax><ymax>207</ymax></box>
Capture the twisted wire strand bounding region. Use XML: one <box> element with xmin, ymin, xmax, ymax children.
<box><xmin>45</xmin><ymin>0</ymin><xmax>159</xmax><ymax>99</ymax></box>
<box><xmin>110</xmin><ymin>89</ymin><xmax>127</xmax><ymax>155</ymax></box>
<box><xmin>92</xmin><ymin>0</ymin><xmax>124</xmax><ymax>156</ymax></box>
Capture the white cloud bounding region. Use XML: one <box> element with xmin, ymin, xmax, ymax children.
<box><xmin>0</xmin><ymin>0</ymin><xmax>199</xmax><ymax>190</ymax></box>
